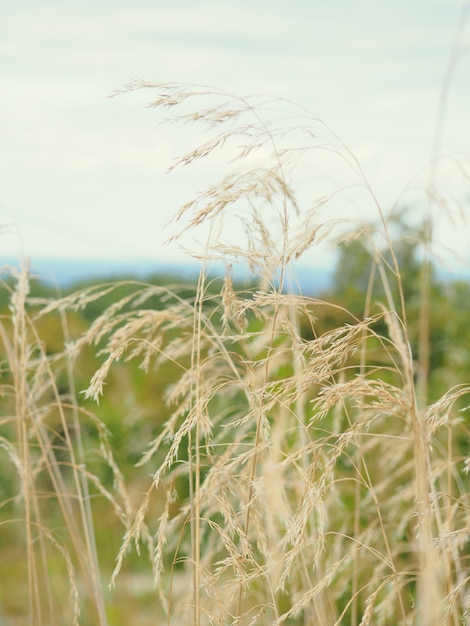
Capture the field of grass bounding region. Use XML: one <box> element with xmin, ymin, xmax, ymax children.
<box><xmin>1</xmin><ymin>83</ymin><xmax>470</xmax><ymax>625</ymax></box>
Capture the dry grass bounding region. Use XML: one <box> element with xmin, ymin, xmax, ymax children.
<box><xmin>1</xmin><ymin>82</ymin><xmax>470</xmax><ymax>625</ymax></box>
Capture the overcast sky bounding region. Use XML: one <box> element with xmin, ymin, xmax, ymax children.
<box><xmin>1</xmin><ymin>0</ymin><xmax>469</xmax><ymax>273</ymax></box>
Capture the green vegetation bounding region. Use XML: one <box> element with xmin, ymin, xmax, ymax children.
<box><xmin>1</xmin><ymin>83</ymin><xmax>469</xmax><ymax>626</ymax></box>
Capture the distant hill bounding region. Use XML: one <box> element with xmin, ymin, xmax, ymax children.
<box><xmin>0</xmin><ymin>257</ymin><xmax>335</xmax><ymax>295</ymax></box>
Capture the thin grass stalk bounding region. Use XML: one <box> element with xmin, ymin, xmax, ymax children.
<box><xmin>287</xmin><ymin>296</ymin><xmax>323</xmax><ymax>626</ymax></box>
<box><xmin>414</xmin><ymin>11</ymin><xmax>470</xmax><ymax>621</ymax></box>
<box><xmin>445</xmin><ymin>426</ymin><xmax>453</xmax><ymax>626</ymax></box>
<box><xmin>417</xmin><ymin>217</ymin><xmax>431</xmax><ymax>408</ymax></box>
<box><xmin>415</xmin><ymin>230</ymin><xmax>442</xmax><ymax>622</ymax></box>
<box><xmin>374</xmin><ymin>239</ymin><xmax>439</xmax><ymax>623</ymax></box>
<box><xmin>237</xmin><ymin>274</ymin><xmax>286</xmax><ymax>622</ymax></box>
<box><xmin>406</xmin><ymin>332</ymin><xmax>442</xmax><ymax>626</ymax></box>
<box><xmin>11</xmin><ymin>262</ymin><xmax>41</xmax><ymax>625</ymax></box>
<box><xmin>60</xmin><ymin>306</ymin><xmax>108</xmax><ymax>626</ymax></box>
<box><xmin>351</xmin><ymin>257</ymin><xmax>377</xmax><ymax>626</ymax></box>
<box><xmin>190</xmin><ymin>266</ymin><xmax>207</xmax><ymax>626</ymax></box>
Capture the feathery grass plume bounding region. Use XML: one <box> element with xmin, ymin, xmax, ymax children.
<box><xmin>75</xmin><ymin>82</ymin><xmax>468</xmax><ymax>624</ymax></box>
<box><xmin>93</xmin><ymin>83</ymin><xmax>470</xmax><ymax>624</ymax></box>
<box><xmin>3</xmin><ymin>75</ymin><xmax>469</xmax><ymax>625</ymax></box>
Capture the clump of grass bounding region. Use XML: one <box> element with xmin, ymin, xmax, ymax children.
<box><xmin>0</xmin><ymin>264</ymin><xmax>137</xmax><ymax>625</ymax></box>
<box><xmin>2</xmin><ymin>81</ymin><xmax>470</xmax><ymax>626</ymax></box>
